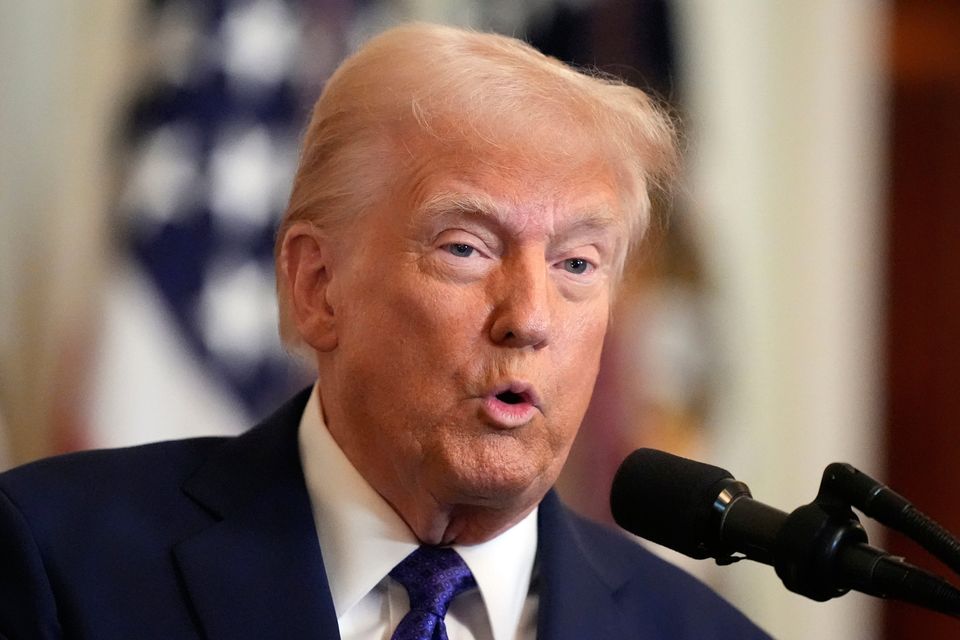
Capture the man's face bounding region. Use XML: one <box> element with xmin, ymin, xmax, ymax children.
<box><xmin>318</xmin><ymin>133</ymin><xmax>628</xmax><ymax>539</ymax></box>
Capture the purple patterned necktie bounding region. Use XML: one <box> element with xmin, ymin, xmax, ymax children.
<box><xmin>389</xmin><ymin>546</ymin><xmax>477</xmax><ymax>640</ymax></box>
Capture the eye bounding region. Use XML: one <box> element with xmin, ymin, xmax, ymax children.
<box><xmin>562</xmin><ymin>258</ymin><xmax>591</xmax><ymax>275</ymax></box>
<box><xmin>445</xmin><ymin>243</ymin><xmax>476</xmax><ymax>258</ymax></box>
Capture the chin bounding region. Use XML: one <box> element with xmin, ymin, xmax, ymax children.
<box><xmin>426</xmin><ymin>429</ymin><xmax>569</xmax><ymax>507</ymax></box>
<box><xmin>441</xmin><ymin>458</ymin><xmax>555</xmax><ymax>509</ymax></box>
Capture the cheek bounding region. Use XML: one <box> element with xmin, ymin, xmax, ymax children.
<box><xmin>391</xmin><ymin>281</ymin><xmax>488</xmax><ymax>351</ymax></box>
<box><xmin>555</xmin><ymin>301</ymin><xmax>609</xmax><ymax>369</ymax></box>
<box><xmin>343</xmin><ymin>277</ymin><xmax>488</xmax><ymax>404</ymax></box>
<box><xmin>549</xmin><ymin>307</ymin><xmax>609</xmax><ymax>420</ymax></box>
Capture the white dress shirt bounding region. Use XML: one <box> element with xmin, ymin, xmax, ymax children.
<box><xmin>298</xmin><ymin>385</ymin><xmax>539</xmax><ymax>640</ymax></box>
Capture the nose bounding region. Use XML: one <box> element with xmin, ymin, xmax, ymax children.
<box><xmin>488</xmin><ymin>254</ymin><xmax>551</xmax><ymax>349</ymax></box>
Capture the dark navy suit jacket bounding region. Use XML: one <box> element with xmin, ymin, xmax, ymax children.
<box><xmin>0</xmin><ymin>390</ymin><xmax>770</xmax><ymax>639</ymax></box>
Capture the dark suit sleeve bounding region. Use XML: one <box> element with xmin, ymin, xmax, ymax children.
<box><xmin>0</xmin><ymin>487</ymin><xmax>61</xmax><ymax>640</ymax></box>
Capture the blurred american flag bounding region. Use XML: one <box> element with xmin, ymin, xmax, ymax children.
<box><xmin>86</xmin><ymin>0</ymin><xmax>335</xmax><ymax>446</ymax></box>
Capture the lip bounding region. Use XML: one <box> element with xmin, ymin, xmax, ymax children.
<box><xmin>480</xmin><ymin>381</ymin><xmax>542</xmax><ymax>428</ymax></box>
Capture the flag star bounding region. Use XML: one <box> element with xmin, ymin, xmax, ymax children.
<box><xmin>123</xmin><ymin>124</ymin><xmax>203</xmax><ymax>227</ymax></box>
<box><xmin>152</xmin><ymin>0</ymin><xmax>207</xmax><ymax>86</ymax></box>
<box><xmin>209</xmin><ymin>125</ymin><xmax>291</xmax><ymax>231</ymax></box>
<box><xmin>198</xmin><ymin>259</ymin><xmax>281</xmax><ymax>371</ymax></box>
<box><xmin>221</xmin><ymin>0</ymin><xmax>300</xmax><ymax>92</ymax></box>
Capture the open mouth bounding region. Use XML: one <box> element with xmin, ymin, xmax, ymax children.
<box><xmin>496</xmin><ymin>390</ymin><xmax>527</xmax><ymax>405</ymax></box>
<box><xmin>481</xmin><ymin>382</ymin><xmax>540</xmax><ymax>428</ymax></box>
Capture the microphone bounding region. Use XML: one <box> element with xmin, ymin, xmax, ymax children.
<box><xmin>609</xmin><ymin>447</ymin><xmax>783</xmax><ymax>564</ymax></box>
<box><xmin>610</xmin><ymin>448</ymin><xmax>960</xmax><ymax>617</ymax></box>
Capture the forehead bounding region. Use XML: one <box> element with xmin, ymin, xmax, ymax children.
<box><xmin>390</xmin><ymin>128</ymin><xmax>630</xmax><ymax>238</ymax></box>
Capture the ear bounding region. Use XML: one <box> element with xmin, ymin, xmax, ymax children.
<box><xmin>278</xmin><ymin>221</ymin><xmax>339</xmax><ymax>352</ymax></box>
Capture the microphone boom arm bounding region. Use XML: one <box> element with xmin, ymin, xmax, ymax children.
<box><xmin>821</xmin><ymin>462</ymin><xmax>960</xmax><ymax>580</ymax></box>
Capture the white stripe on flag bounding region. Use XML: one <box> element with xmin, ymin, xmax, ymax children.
<box><xmin>88</xmin><ymin>265</ymin><xmax>250</xmax><ymax>448</ymax></box>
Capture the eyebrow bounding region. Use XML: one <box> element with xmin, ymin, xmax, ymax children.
<box><xmin>418</xmin><ymin>192</ymin><xmax>510</xmax><ymax>222</ymax></box>
<box><xmin>417</xmin><ymin>191</ymin><xmax>622</xmax><ymax>236</ymax></box>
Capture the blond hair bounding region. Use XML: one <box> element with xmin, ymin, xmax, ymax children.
<box><xmin>276</xmin><ymin>22</ymin><xmax>679</xmax><ymax>346</ymax></box>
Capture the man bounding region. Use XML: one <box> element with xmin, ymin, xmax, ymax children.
<box><xmin>0</xmin><ymin>23</ymin><xmax>769</xmax><ymax>639</ymax></box>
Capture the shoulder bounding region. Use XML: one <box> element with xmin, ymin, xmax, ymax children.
<box><xmin>0</xmin><ymin>437</ymin><xmax>227</xmax><ymax>533</ymax></box>
<box><xmin>0</xmin><ymin>436</ymin><xmax>226</xmax><ymax>500</ymax></box>
<box><xmin>0</xmin><ymin>437</ymin><xmax>230</xmax><ymax>638</ymax></box>
<box><xmin>544</xmin><ymin>497</ymin><xmax>771</xmax><ymax>639</ymax></box>
<box><xmin>0</xmin><ymin>387</ymin><xmax>312</xmax><ymax>524</ymax></box>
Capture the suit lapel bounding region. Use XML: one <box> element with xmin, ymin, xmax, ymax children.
<box><xmin>172</xmin><ymin>389</ymin><xmax>341</xmax><ymax>640</ymax></box>
<box><xmin>535</xmin><ymin>492</ymin><xmax>661</xmax><ymax>640</ymax></box>
<box><xmin>169</xmin><ymin>394</ymin><xmax>665</xmax><ymax>640</ymax></box>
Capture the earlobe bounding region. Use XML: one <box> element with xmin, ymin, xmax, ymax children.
<box><xmin>279</xmin><ymin>221</ymin><xmax>339</xmax><ymax>352</ymax></box>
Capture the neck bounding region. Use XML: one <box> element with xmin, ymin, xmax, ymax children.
<box><xmin>390</xmin><ymin>495</ymin><xmax>538</xmax><ymax>546</ymax></box>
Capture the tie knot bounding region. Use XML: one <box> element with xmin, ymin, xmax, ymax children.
<box><xmin>390</xmin><ymin>546</ymin><xmax>477</xmax><ymax>618</ymax></box>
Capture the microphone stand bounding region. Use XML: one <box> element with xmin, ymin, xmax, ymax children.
<box><xmin>769</xmin><ymin>467</ymin><xmax>960</xmax><ymax>619</ymax></box>
<box><xmin>820</xmin><ymin>462</ymin><xmax>960</xmax><ymax>579</ymax></box>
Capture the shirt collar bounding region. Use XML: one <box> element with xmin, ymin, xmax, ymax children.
<box><xmin>298</xmin><ymin>384</ymin><xmax>538</xmax><ymax>640</ymax></box>
<box><xmin>456</xmin><ymin>507</ymin><xmax>538</xmax><ymax>640</ymax></box>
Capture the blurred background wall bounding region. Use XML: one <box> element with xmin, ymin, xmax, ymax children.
<box><xmin>2</xmin><ymin>1</ymin><xmax>957</xmax><ymax>638</ymax></box>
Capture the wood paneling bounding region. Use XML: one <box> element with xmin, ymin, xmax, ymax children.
<box><xmin>885</xmin><ymin>3</ymin><xmax>960</xmax><ymax>637</ymax></box>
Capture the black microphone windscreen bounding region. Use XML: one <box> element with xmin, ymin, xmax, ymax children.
<box><xmin>610</xmin><ymin>448</ymin><xmax>736</xmax><ymax>559</ymax></box>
